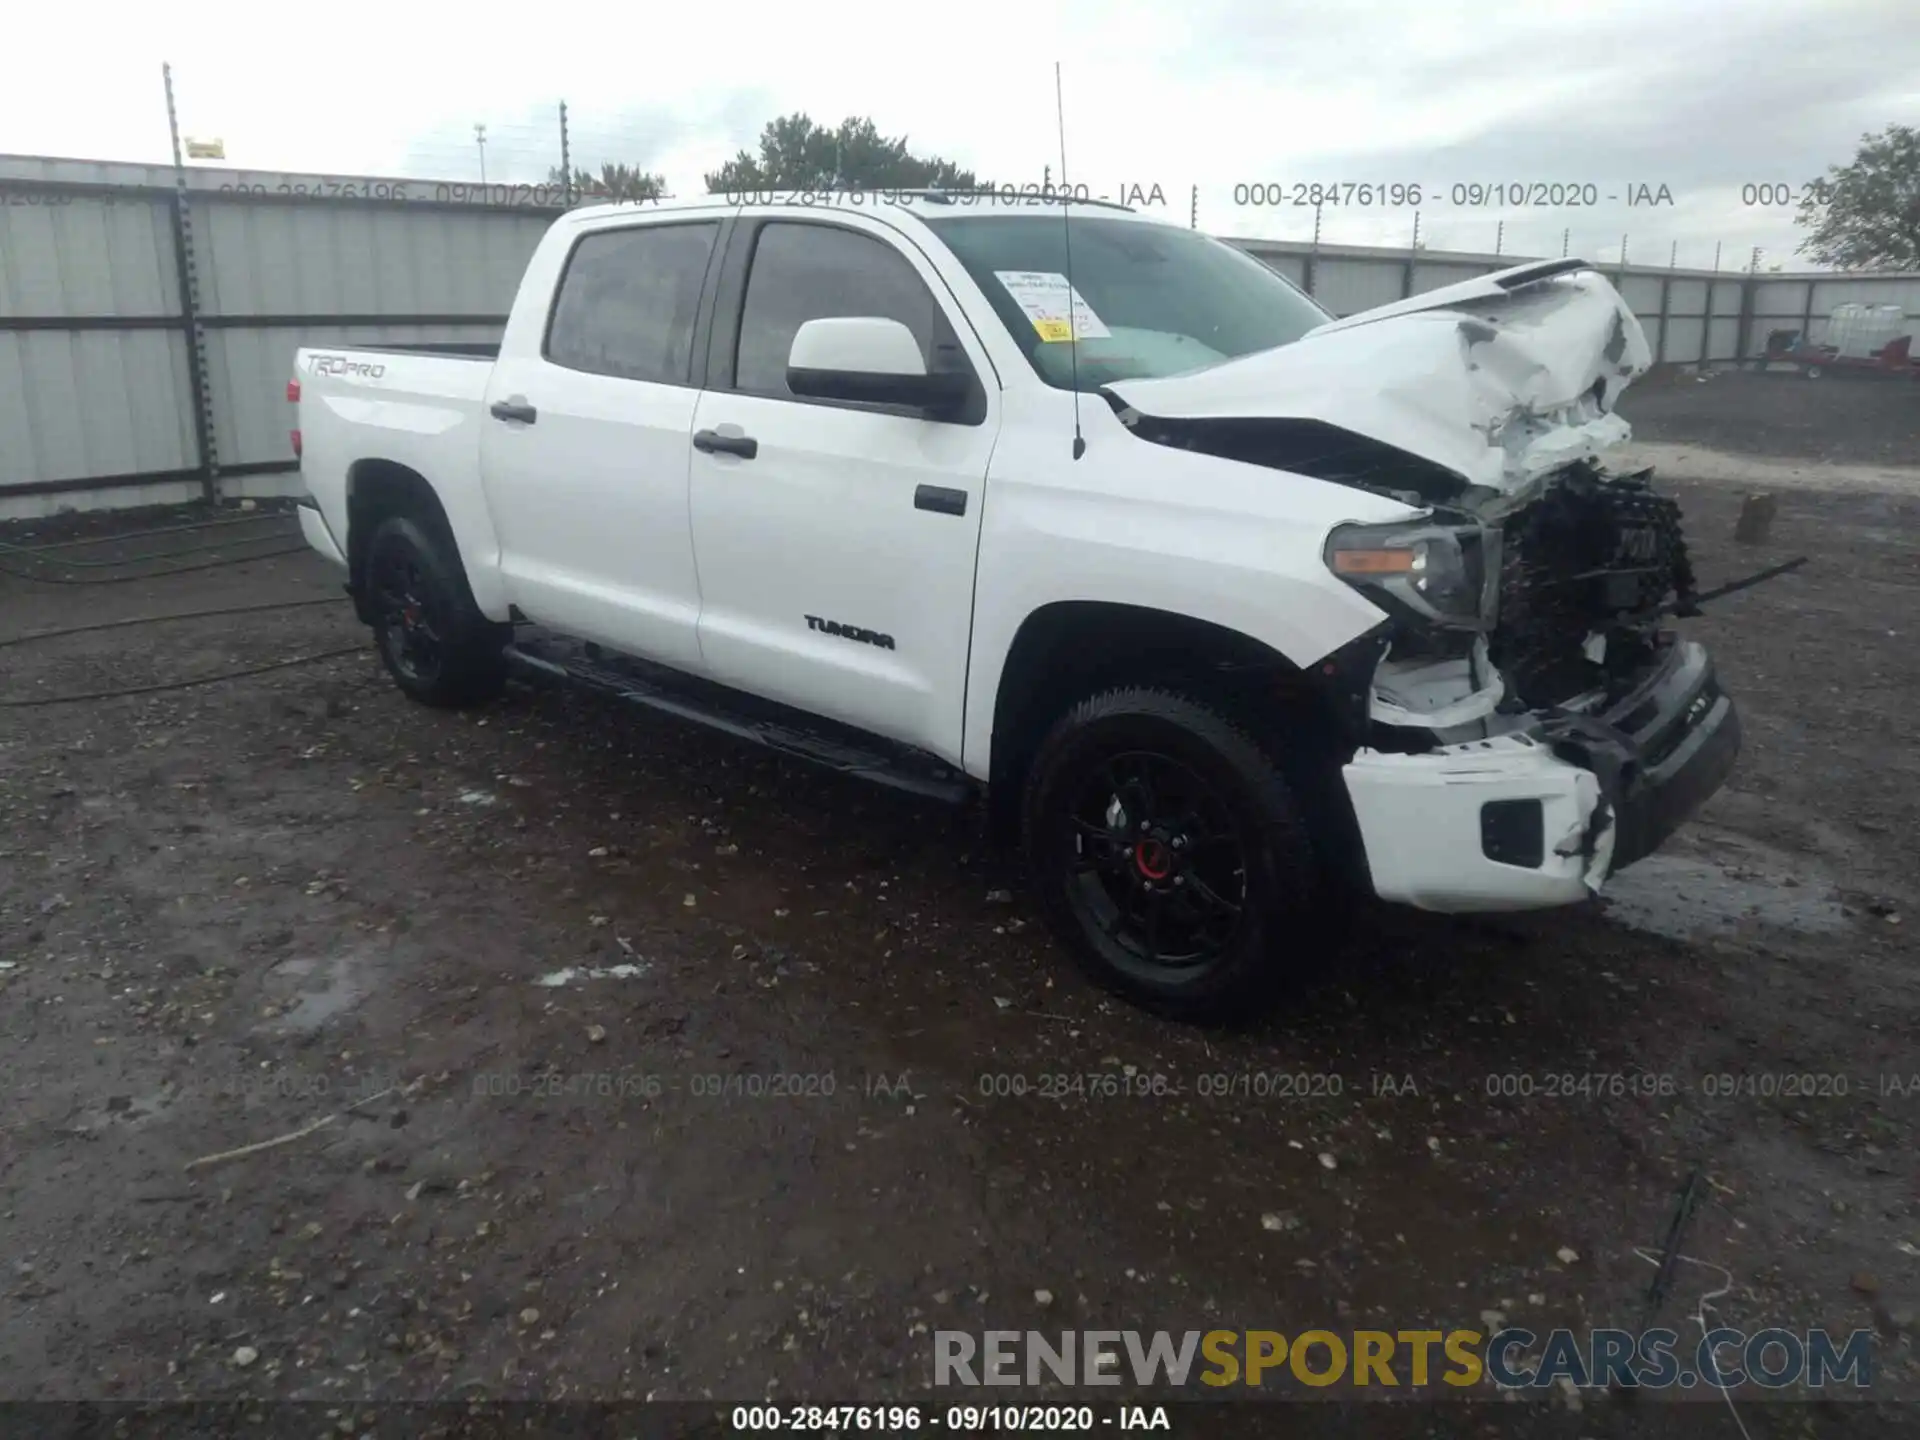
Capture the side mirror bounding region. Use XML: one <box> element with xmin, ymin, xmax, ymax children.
<box><xmin>787</xmin><ymin>317</ymin><xmax>971</xmax><ymax>415</ymax></box>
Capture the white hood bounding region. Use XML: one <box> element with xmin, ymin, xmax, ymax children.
<box><xmin>1104</xmin><ymin>260</ymin><xmax>1653</xmax><ymax>495</ymax></box>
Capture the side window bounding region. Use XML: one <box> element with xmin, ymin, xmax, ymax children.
<box><xmin>733</xmin><ymin>223</ymin><xmax>953</xmax><ymax>398</ymax></box>
<box><xmin>546</xmin><ymin>222</ymin><xmax>718</xmax><ymax>384</ymax></box>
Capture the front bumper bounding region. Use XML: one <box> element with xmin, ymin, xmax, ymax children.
<box><xmin>1342</xmin><ymin>639</ymin><xmax>1739</xmax><ymax>912</ymax></box>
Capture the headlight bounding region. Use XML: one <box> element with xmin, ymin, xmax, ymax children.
<box><xmin>1324</xmin><ymin>519</ymin><xmax>1499</xmax><ymax>630</ymax></box>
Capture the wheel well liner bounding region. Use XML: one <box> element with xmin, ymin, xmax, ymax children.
<box><xmin>985</xmin><ymin>602</ymin><xmax>1375</xmax><ymax>886</ymax></box>
<box><xmin>344</xmin><ymin>459</ymin><xmax>455</xmax><ymax>623</ymax></box>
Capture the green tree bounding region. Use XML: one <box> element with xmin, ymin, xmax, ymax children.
<box><xmin>1795</xmin><ymin>124</ymin><xmax>1920</xmax><ymax>270</ymax></box>
<box><xmin>546</xmin><ymin>162</ymin><xmax>667</xmax><ymax>202</ymax></box>
<box><xmin>704</xmin><ymin>114</ymin><xmax>976</xmax><ymax>193</ymax></box>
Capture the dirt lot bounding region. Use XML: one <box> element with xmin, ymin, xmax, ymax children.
<box><xmin>1620</xmin><ymin>365</ymin><xmax>1920</xmax><ymax>468</ymax></box>
<box><xmin>2</xmin><ymin>377</ymin><xmax>1917</xmax><ymax>1437</ymax></box>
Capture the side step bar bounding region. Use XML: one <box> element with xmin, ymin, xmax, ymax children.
<box><xmin>502</xmin><ymin>637</ymin><xmax>974</xmax><ymax>806</ymax></box>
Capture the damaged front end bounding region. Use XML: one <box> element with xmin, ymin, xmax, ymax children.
<box><xmin>1309</xmin><ymin>456</ymin><xmax>1734</xmax><ymax>902</ymax></box>
<box><xmin>1104</xmin><ymin>261</ymin><xmax>1747</xmax><ymax>910</ymax></box>
<box><xmin>1305</xmin><ymin>458</ymin><xmax>1741</xmax><ymax>910</ymax></box>
<box><xmin>1337</xmin><ymin>458</ymin><xmax>1737</xmax><ymax>892</ymax></box>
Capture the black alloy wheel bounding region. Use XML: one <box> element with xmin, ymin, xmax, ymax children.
<box><xmin>1023</xmin><ymin>687</ymin><xmax>1324</xmax><ymax>1020</ymax></box>
<box><xmin>362</xmin><ymin>513</ymin><xmax>508</xmax><ymax>708</ymax></box>
<box><xmin>1064</xmin><ymin>748</ymin><xmax>1249</xmax><ymax>979</ymax></box>
<box><xmin>373</xmin><ymin>544</ymin><xmax>444</xmax><ymax>687</ymax></box>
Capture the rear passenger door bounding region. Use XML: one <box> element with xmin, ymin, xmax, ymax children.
<box><xmin>480</xmin><ymin>218</ymin><xmax>722</xmax><ymax>672</ymax></box>
<box><xmin>687</xmin><ymin>216</ymin><xmax>998</xmax><ymax>765</ymax></box>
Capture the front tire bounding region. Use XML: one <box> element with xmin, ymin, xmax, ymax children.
<box><xmin>1021</xmin><ymin>687</ymin><xmax>1324</xmax><ymax>1021</ymax></box>
<box><xmin>364</xmin><ymin>514</ymin><xmax>507</xmax><ymax>708</ymax></box>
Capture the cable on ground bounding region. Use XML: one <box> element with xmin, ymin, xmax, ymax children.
<box><xmin>0</xmin><ymin>523</ymin><xmax>299</xmax><ymax>568</ymax></box>
<box><xmin>0</xmin><ymin>595</ymin><xmax>349</xmax><ymax>650</ymax></box>
<box><xmin>0</xmin><ymin>544</ymin><xmax>313</xmax><ymax>585</ymax></box>
<box><xmin>0</xmin><ymin>510</ymin><xmax>295</xmax><ymax>554</ymax></box>
<box><xmin>0</xmin><ymin>645</ymin><xmax>368</xmax><ymax>708</ymax></box>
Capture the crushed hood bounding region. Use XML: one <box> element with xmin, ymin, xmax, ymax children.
<box><xmin>1103</xmin><ymin>260</ymin><xmax>1653</xmax><ymax>497</ymax></box>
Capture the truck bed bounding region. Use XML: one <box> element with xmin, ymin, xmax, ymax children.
<box><xmin>324</xmin><ymin>341</ymin><xmax>500</xmax><ymax>359</ymax></box>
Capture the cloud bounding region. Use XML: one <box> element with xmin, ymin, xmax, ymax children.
<box><xmin>4</xmin><ymin>0</ymin><xmax>1915</xmax><ymax>267</ymax></box>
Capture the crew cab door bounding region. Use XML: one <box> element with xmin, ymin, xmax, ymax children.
<box><xmin>479</xmin><ymin>217</ymin><xmax>723</xmax><ymax>672</ymax></box>
<box><xmin>688</xmin><ymin>215</ymin><xmax>998</xmax><ymax>764</ymax></box>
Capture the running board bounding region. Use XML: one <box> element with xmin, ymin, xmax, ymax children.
<box><xmin>502</xmin><ymin>635</ymin><xmax>973</xmax><ymax>805</ymax></box>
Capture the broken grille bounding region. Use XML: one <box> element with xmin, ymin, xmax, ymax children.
<box><xmin>1491</xmin><ymin>466</ymin><xmax>1698</xmax><ymax>708</ymax></box>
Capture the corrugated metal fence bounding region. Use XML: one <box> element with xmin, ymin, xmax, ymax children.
<box><xmin>5</xmin><ymin>155</ymin><xmax>1920</xmax><ymax>518</ymax></box>
<box><xmin>1</xmin><ymin>156</ymin><xmax>554</xmax><ymax>518</ymax></box>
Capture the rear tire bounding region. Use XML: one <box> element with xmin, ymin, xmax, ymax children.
<box><xmin>364</xmin><ymin>514</ymin><xmax>507</xmax><ymax>708</ymax></box>
<box><xmin>1021</xmin><ymin>687</ymin><xmax>1326</xmax><ymax>1022</ymax></box>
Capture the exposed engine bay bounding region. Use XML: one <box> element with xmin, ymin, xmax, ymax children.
<box><xmin>1489</xmin><ymin>461</ymin><xmax>1698</xmax><ymax>709</ymax></box>
<box><xmin>1351</xmin><ymin>459</ymin><xmax>1703</xmax><ymax>748</ymax></box>
<box><xmin>1098</xmin><ymin>260</ymin><xmax>1777</xmax><ymax>759</ymax></box>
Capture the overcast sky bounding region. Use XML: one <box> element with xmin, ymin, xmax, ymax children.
<box><xmin>6</xmin><ymin>0</ymin><xmax>1916</xmax><ymax>269</ymax></box>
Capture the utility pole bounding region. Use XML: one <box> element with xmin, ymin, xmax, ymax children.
<box><xmin>474</xmin><ymin>123</ymin><xmax>488</xmax><ymax>185</ymax></box>
<box><xmin>162</xmin><ymin>62</ymin><xmax>218</xmax><ymax>504</ymax></box>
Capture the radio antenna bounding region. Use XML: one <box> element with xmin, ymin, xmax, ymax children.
<box><xmin>1054</xmin><ymin>61</ymin><xmax>1085</xmax><ymax>460</ymax></box>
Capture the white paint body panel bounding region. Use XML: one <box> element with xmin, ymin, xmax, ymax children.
<box><xmin>297</xmin><ymin>502</ymin><xmax>347</xmax><ymax>567</ymax></box>
<box><xmin>293</xmin><ymin>201</ymin><xmax>1680</xmax><ymax>915</ymax></box>
<box><xmin>1109</xmin><ymin>264</ymin><xmax>1652</xmax><ymax>494</ymax></box>
<box><xmin>293</xmin><ymin>350</ymin><xmax>510</xmax><ymax>614</ymax></box>
<box><xmin>1344</xmin><ymin>737</ymin><xmax>1615</xmax><ymax>911</ymax></box>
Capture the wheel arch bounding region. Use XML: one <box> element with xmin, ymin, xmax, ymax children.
<box><xmin>979</xmin><ymin>601</ymin><xmax>1380</xmax><ymax>877</ymax></box>
<box><xmin>345</xmin><ymin>459</ymin><xmax>458</xmax><ymax>624</ymax></box>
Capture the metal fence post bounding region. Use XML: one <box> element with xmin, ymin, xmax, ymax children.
<box><xmin>1655</xmin><ymin>241</ymin><xmax>1674</xmax><ymax>365</ymax></box>
<box><xmin>559</xmin><ymin>101</ymin><xmax>573</xmax><ymax>207</ymax></box>
<box><xmin>1402</xmin><ymin>211</ymin><xmax>1419</xmax><ymax>298</ymax></box>
<box><xmin>1302</xmin><ymin>201</ymin><xmax>1321</xmax><ymax>298</ymax></box>
<box><xmin>1734</xmin><ymin>249</ymin><xmax>1760</xmax><ymax>368</ymax></box>
<box><xmin>162</xmin><ymin>62</ymin><xmax>219</xmax><ymax>504</ymax></box>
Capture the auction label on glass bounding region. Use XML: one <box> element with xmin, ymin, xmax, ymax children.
<box><xmin>994</xmin><ymin>270</ymin><xmax>1112</xmax><ymax>342</ymax></box>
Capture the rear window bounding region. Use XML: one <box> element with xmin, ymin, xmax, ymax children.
<box><xmin>545</xmin><ymin>222</ymin><xmax>718</xmax><ymax>384</ymax></box>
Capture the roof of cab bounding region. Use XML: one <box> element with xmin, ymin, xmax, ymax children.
<box><xmin>561</xmin><ymin>189</ymin><xmax>1166</xmax><ymax>231</ymax></box>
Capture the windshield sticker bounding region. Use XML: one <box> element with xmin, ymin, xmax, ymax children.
<box><xmin>994</xmin><ymin>270</ymin><xmax>1112</xmax><ymax>343</ymax></box>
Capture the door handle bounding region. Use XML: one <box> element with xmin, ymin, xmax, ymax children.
<box><xmin>914</xmin><ymin>484</ymin><xmax>967</xmax><ymax>516</ymax></box>
<box><xmin>693</xmin><ymin>429</ymin><xmax>758</xmax><ymax>459</ymax></box>
<box><xmin>489</xmin><ymin>399</ymin><xmax>537</xmax><ymax>424</ymax></box>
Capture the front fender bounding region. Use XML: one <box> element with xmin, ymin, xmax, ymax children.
<box><xmin>962</xmin><ymin>420</ymin><xmax>1411</xmax><ymax>779</ymax></box>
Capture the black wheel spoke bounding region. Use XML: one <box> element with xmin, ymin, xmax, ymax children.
<box><xmin>1061</xmin><ymin>744</ymin><xmax>1251</xmax><ymax>977</ymax></box>
<box><xmin>1143</xmin><ymin>892</ymin><xmax>1164</xmax><ymax>964</ymax></box>
<box><xmin>1186</xmin><ymin>872</ymin><xmax>1243</xmax><ymax>917</ymax></box>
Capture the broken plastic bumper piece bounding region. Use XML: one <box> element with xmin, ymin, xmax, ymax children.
<box><xmin>1343</xmin><ymin>640</ymin><xmax>1739</xmax><ymax>913</ymax></box>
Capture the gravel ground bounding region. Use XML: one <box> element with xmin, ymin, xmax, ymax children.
<box><xmin>2</xmin><ymin>425</ymin><xmax>1917</xmax><ymax>1437</ymax></box>
<box><xmin>1620</xmin><ymin>367</ymin><xmax>1920</xmax><ymax>467</ymax></box>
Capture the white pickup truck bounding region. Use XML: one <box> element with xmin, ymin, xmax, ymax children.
<box><xmin>291</xmin><ymin>192</ymin><xmax>1741</xmax><ymax>1019</ymax></box>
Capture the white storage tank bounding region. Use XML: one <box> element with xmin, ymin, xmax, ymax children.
<box><xmin>1823</xmin><ymin>303</ymin><xmax>1906</xmax><ymax>358</ymax></box>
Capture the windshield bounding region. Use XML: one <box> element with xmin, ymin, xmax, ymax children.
<box><xmin>921</xmin><ymin>213</ymin><xmax>1331</xmax><ymax>392</ymax></box>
